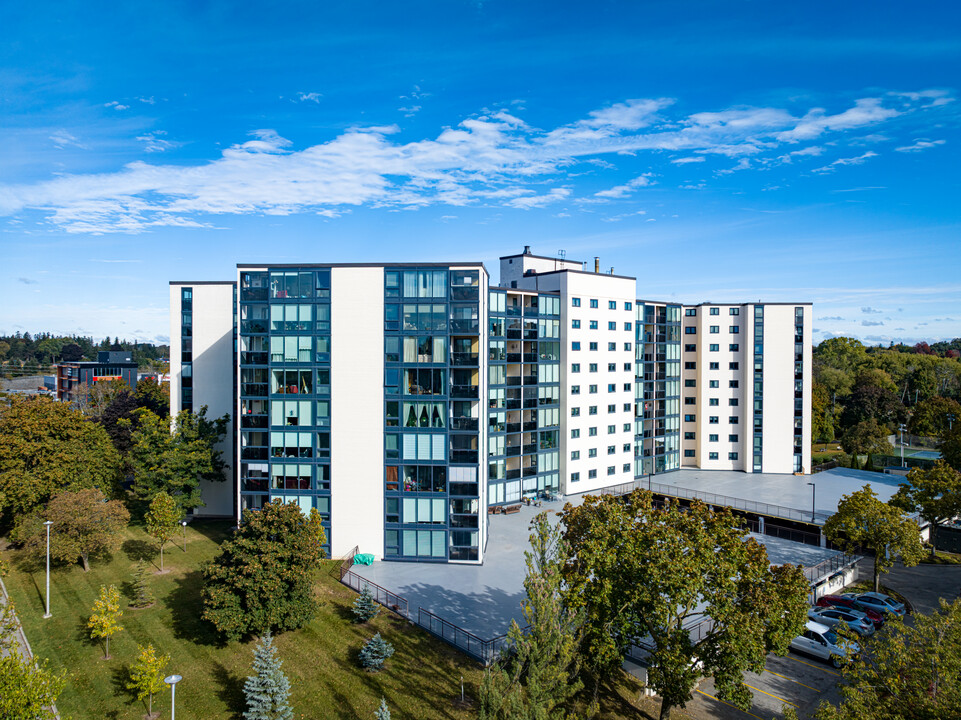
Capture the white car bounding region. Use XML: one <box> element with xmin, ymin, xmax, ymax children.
<box><xmin>790</xmin><ymin>620</ymin><xmax>861</xmax><ymax>668</ymax></box>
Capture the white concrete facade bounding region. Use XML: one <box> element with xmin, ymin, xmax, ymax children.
<box><xmin>169</xmin><ymin>281</ymin><xmax>236</xmax><ymax>518</ymax></box>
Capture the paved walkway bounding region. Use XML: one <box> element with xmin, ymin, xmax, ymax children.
<box><xmin>868</xmin><ymin>558</ymin><xmax>961</xmax><ymax>615</ymax></box>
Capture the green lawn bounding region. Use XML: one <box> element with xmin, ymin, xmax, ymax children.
<box><xmin>3</xmin><ymin>521</ymin><xmax>653</xmax><ymax>720</ymax></box>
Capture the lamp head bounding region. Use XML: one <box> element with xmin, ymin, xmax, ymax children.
<box><xmin>43</xmin><ymin>520</ymin><xmax>54</xmax><ymax>527</ymax></box>
<box><xmin>164</xmin><ymin>674</ymin><xmax>182</xmax><ymax>686</ymax></box>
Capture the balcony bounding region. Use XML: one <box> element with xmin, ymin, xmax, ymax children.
<box><xmin>450</xmin><ymin>319</ymin><xmax>480</xmax><ymax>334</ymax></box>
<box><xmin>240</xmin><ymin>321</ymin><xmax>268</xmax><ymax>334</ymax></box>
<box><xmin>506</xmin><ymin>353</ymin><xmax>522</xmax><ymax>363</ymax></box>
<box><xmin>506</xmin><ymin>445</ymin><xmax>521</xmax><ymax>457</ymax></box>
<box><xmin>506</xmin><ymin>399</ymin><xmax>522</xmax><ymax>409</ymax></box>
<box><xmin>450</xmin><ymin>450</ymin><xmax>479</xmax><ymax>464</ymax></box>
<box><xmin>241</xmin><ymin>415</ymin><xmax>268</xmax><ymax>429</ymax></box>
<box><xmin>450</xmin><ymin>417</ymin><xmax>479</xmax><ymax>432</ymax></box>
<box><xmin>451</xmin><ymin>286</ymin><xmax>479</xmax><ymax>302</ymax></box>
<box><xmin>506</xmin><ymin>469</ymin><xmax>521</xmax><ymax>480</ymax></box>
<box><xmin>451</xmin><ymin>352</ymin><xmax>479</xmax><ymax>367</ymax></box>
<box><xmin>451</xmin><ymin>385</ymin><xmax>479</xmax><ymax>399</ymax></box>
<box><xmin>523</xmin><ymin>353</ymin><xmax>538</xmax><ymax>363</ymax></box>
<box><xmin>505</xmin><ymin>422</ymin><xmax>521</xmax><ymax>434</ymax></box>
<box><xmin>522</xmin><ymin>375</ymin><xmax>538</xmax><ymax>385</ymax></box>
<box><xmin>522</xmin><ymin>443</ymin><xmax>537</xmax><ymax>455</ymax></box>
<box><xmin>523</xmin><ymin>421</ymin><xmax>537</xmax><ymax>432</ymax></box>
<box><xmin>505</xmin><ymin>376</ymin><xmax>522</xmax><ymax>386</ymax></box>
<box><xmin>241</xmin><ymin>383</ymin><xmax>268</xmax><ymax>396</ymax></box>
<box><xmin>240</xmin><ymin>287</ymin><xmax>268</xmax><ymax>302</ymax></box>
<box><xmin>522</xmin><ymin>466</ymin><xmax>537</xmax><ymax>477</ymax></box>
<box><xmin>523</xmin><ymin>329</ymin><xmax>538</xmax><ymax>340</ymax></box>
<box><xmin>506</xmin><ymin>329</ymin><xmax>522</xmax><ymax>339</ymax></box>
<box><xmin>241</xmin><ymin>351</ymin><xmax>269</xmax><ymax>365</ymax></box>
<box><xmin>449</xmin><ymin>515</ymin><xmax>480</xmax><ymax>529</ymax></box>
<box><xmin>241</xmin><ymin>447</ymin><xmax>268</xmax><ymax>460</ymax></box>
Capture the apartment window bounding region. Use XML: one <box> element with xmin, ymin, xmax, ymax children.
<box><xmin>685</xmin><ymin>308</ymin><xmax>696</xmax><ymax>316</ymax></box>
<box><xmin>710</xmin><ymin>307</ymin><xmax>719</xmax><ymax>316</ymax></box>
<box><xmin>709</xmin><ymin>398</ymin><xmax>719</xmax><ymax>406</ymax></box>
<box><xmin>608</xmin><ymin>342</ymin><xmax>616</xmax><ymax>351</ymax></box>
<box><xmin>729</xmin><ymin>362</ymin><xmax>739</xmax><ymax>370</ymax></box>
<box><xmin>589</xmin><ymin>342</ymin><xmax>598</xmax><ymax>351</ymax></box>
<box><xmin>730</xmin><ymin>308</ymin><xmax>740</xmax><ymax>315</ymax></box>
<box><xmin>729</xmin><ymin>452</ymin><xmax>739</xmax><ymax>460</ymax></box>
<box><xmin>589</xmin><ymin>363</ymin><xmax>598</xmax><ymax>372</ymax></box>
<box><xmin>607</xmin><ymin>404</ymin><xmax>616</xmax><ymax>413</ymax></box>
<box><xmin>729</xmin><ymin>416</ymin><xmax>739</xmax><ymax>424</ymax></box>
<box><xmin>589</xmin><ymin>448</ymin><xmax>597</xmax><ymax>458</ymax></box>
<box><xmin>685</xmin><ymin>361</ymin><xmax>696</xmax><ymax>369</ymax></box>
<box><xmin>625</xmin><ymin>302</ymin><xmax>632</xmax><ymax>310</ymax></box>
<box><xmin>608</xmin><ymin>424</ymin><xmax>616</xmax><ymax>434</ymax></box>
<box><xmin>589</xmin><ymin>320</ymin><xmax>598</xmax><ymax>330</ymax></box>
<box><xmin>572</xmin><ymin>297</ymin><xmax>581</xmax><ymax>307</ymax></box>
<box><xmin>607</xmin><ymin>466</ymin><xmax>616</xmax><ymax>475</ymax></box>
<box><xmin>684</xmin><ymin>449</ymin><xmax>695</xmax><ymax>457</ymax></box>
<box><xmin>729</xmin><ymin>434</ymin><xmax>739</xmax><ymax>442</ymax></box>
<box><xmin>623</xmin><ymin>402</ymin><xmax>631</xmax><ymax>411</ymax></box>
<box><xmin>623</xmin><ymin>423</ymin><xmax>631</xmax><ymax>431</ymax></box>
<box><xmin>589</xmin><ymin>406</ymin><xmax>598</xmax><ymax>415</ymax></box>
<box><xmin>588</xmin><ymin>469</ymin><xmax>597</xmax><ymax>479</ymax></box>
<box><xmin>729</xmin><ymin>380</ymin><xmax>739</xmax><ymax>388</ymax></box>
<box><xmin>608</xmin><ymin>363</ymin><xmax>616</xmax><ymax>371</ymax></box>
<box><xmin>729</xmin><ymin>344</ymin><xmax>739</xmax><ymax>351</ymax></box>
<box><xmin>625</xmin><ymin>322</ymin><xmax>632</xmax><ymax>331</ymax></box>
<box><xmin>709</xmin><ymin>380</ymin><xmax>719</xmax><ymax>388</ymax></box>
<box><xmin>624</xmin><ymin>343</ymin><xmax>632</xmax><ymax>351</ymax></box>
<box><xmin>571</xmin><ymin>407</ymin><xmax>580</xmax><ymax>416</ymax></box>
<box><xmin>684</xmin><ymin>414</ymin><xmax>696</xmax><ymax>422</ymax></box>
<box><xmin>589</xmin><ymin>427</ymin><xmax>598</xmax><ymax>436</ymax></box>
<box><xmin>571</xmin><ymin>385</ymin><xmax>581</xmax><ymax>395</ymax></box>
<box><xmin>709</xmin><ymin>362</ymin><xmax>719</xmax><ymax>370</ymax></box>
<box><xmin>572</xmin><ymin>319</ymin><xmax>581</xmax><ymax>329</ymax></box>
<box><xmin>685</xmin><ymin>344</ymin><xmax>696</xmax><ymax>352</ymax></box>
<box><xmin>710</xmin><ymin>326</ymin><xmax>719</xmax><ymax>334</ymax></box>
<box><xmin>729</xmin><ymin>398</ymin><xmax>739</xmax><ymax>406</ymax></box>
<box><xmin>709</xmin><ymin>416</ymin><xmax>719</xmax><ymax>424</ymax></box>
<box><xmin>622</xmin><ymin>443</ymin><xmax>631</xmax><ymax>453</ymax></box>
<box><xmin>571</xmin><ymin>451</ymin><xmax>580</xmax><ymax>460</ymax></box>
<box><xmin>623</xmin><ymin>383</ymin><xmax>632</xmax><ymax>391</ymax></box>
<box><xmin>730</xmin><ymin>326</ymin><xmax>739</xmax><ymax>334</ymax></box>
<box><xmin>685</xmin><ymin>431</ymin><xmax>696</xmax><ymax>439</ymax></box>
<box><xmin>685</xmin><ymin>397</ymin><xmax>697</xmax><ymax>405</ymax></box>
<box><xmin>607</xmin><ymin>384</ymin><xmax>615</xmax><ymax>392</ymax></box>
<box><xmin>609</xmin><ymin>301</ymin><xmax>617</xmax><ymax>310</ymax></box>
<box><xmin>709</xmin><ymin>434</ymin><xmax>718</xmax><ymax>442</ymax></box>
<box><xmin>589</xmin><ymin>384</ymin><xmax>598</xmax><ymax>394</ymax></box>
<box><xmin>571</xmin><ymin>429</ymin><xmax>580</xmax><ymax>438</ymax></box>
<box><xmin>710</xmin><ymin>344</ymin><xmax>719</xmax><ymax>352</ymax></box>
<box><xmin>709</xmin><ymin>452</ymin><xmax>718</xmax><ymax>460</ymax></box>
<box><xmin>685</xmin><ymin>327</ymin><xmax>697</xmax><ymax>334</ymax></box>
<box><xmin>572</xmin><ymin>342</ymin><xmax>581</xmax><ymax>351</ymax></box>
<box><xmin>571</xmin><ymin>472</ymin><xmax>580</xmax><ymax>483</ymax></box>
<box><xmin>608</xmin><ymin>321</ymin><xmax>616</xmax><ymax>330</ymax></box>
<box><xmin>590</xmin><ymin>299</ymin><xmax>598</xmax><ymax>308</ymax></box>
<box><xmin>623</xmin><ymin>463</ymin><xmax>631</xmax><ymax>473</ymax></box>
<box><xmin>571</xmin><ymin>363</ymin><xmax>580</xmax><ymax>373</ymax></box>
<box><xmin>607</xmin><ymin>445</ymin><xmax>616</xmax><ymax>455</ymax></box>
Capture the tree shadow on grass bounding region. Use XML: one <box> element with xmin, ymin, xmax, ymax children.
<box><xmin>211</xmin><ymin>661</ymin><xmax>246</xmax><ymax>719</ymax></box>
<box><xmin>166</xmin><ymin>569</ymin><xmax>225</xmax><ymax>648</ymax></box>
<box><xmin>110</xmin><ymin>663</ymin><xmax>139</xmax><ymax>707</ymax></box>
<box><xmin>122</xmin><ymin>539</ymin><xmax>157</xmax><ymax>564</ymax></box>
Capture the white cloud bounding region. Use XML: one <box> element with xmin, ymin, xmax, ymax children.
<box><xmin>398</xmin><ymin>105</ymin><xmax>421</xmax><ymax>117</ymax></box>
<box><xmin>104</xmin><ymin>101</ymin><xmax>130</xmax><ymax>111</ymax></box>
<box><xmin>506</xmin><ymin>188</ymin><xmax>571</xmax><ymax>209</ymax></box>
<box><xmin>50</xmin><ymin>131</ymin><xmax>87</xmax><ymax>149</ymax></box>
<box><xmin>895</xmin><ymin>138</ymin><xmax>946</xmax><ymax>152</ymax></box>
<box><xmin>812</xmin><ymin>151</ymin><xmax>878</xmax><ymax>174</ymax></box>
<box><xmin>136</xmin><ymin>131</ymin><xmax>177</xmax><ymax>153</ymax></box>
<box><xmin>671</xmin><ymin>157</ymin><xmax>705</xmax><ymax>164</ymax></box>
<box><xmin>138</xmin><ymin>96</ymin><xmax>156</xmax><ymax>105</ymax></box>
<box><xmin>595</xmin><ymin>174</ymin><xmax>654</xmax><ymax>198</ymax></box>
<box><xmin>775</xmin><ymin>98</ymin><xmax>900</xmax><ymax>142</ymax></box>
<box><xmin>296</xmin><ymin>92</ymin><xmax>322</xmax><ymax>103</ymax></box>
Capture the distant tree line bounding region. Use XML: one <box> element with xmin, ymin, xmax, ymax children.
<box><xmin>0</xmin><ymin>331</ymin><xmax>169</xmax><ymax>377</ymax></box>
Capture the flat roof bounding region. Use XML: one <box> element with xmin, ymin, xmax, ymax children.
<box><xmin>169</xmin><ymin>280</ymin><xmax>236</xmax><ymax>286</ymax></box>
<box><xmin>235</xmin><ymin>262</ymin><xmax>487</xmax><ymax>270</ymax></box>
<box><xmin>523</xmin><ymin>267</ymin><xmax>637</xmax><ymax>282</ymax></box>
<box><xmin>499</xmin><ymin>251</ymin><xmax>583</xmax><ymax>264</ymax></box>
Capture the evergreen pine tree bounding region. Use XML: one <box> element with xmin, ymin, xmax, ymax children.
<box><xmin>359</xmin><ymin>633</ymin><xmax>394</xmax><ymax>672</ymax></box>
<box><xmin>131</xmin><ymin>560</ymin><xmax>155</xmax><ymax>608</ymax></box>
<box><xmin>850</xmin><ymin>453</ymin><xmax>861</xmax><ymax>469</ymax></box>
<box><xmin>374</xmin><ymin>697</ymin><xmax>391</xmax><ymax>720</ymax></box>
<box><xmin>864</xmin><ymin>453</ymin><xmax>876</xmax><ymax>472</ymax></box>
<box><xmin>352</xmin><ymin>585</ymin><xmax>380</xmax><ymax>623</ymax></box>
<box><xmin>243</xmin><ymin>631</ymin><xmax>293</xmax><ymax>720</ymax></box>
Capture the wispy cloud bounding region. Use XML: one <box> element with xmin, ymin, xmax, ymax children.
<box><xmin>818</xmin><ymin>315</ymin><xmax>844</xmax><ymax>321</ymax></box>
<box><xmin>104</xmin><ymin>100</ymin><xmax>129</xmax><ymax>111</ymax></box>
<box><xmin>17</xmin><ymin>277</ymin><xmax>38</xmax><ymax>284</ymax></box>
<box><xmin>895</xmin><ymin>138</ymin><xmax>946</xmax><ymax>152</ymax></box>
<box><xmin>296</xmin><ymin>92</ymin><xmax>322</xmax><ymax>103</ymax></box>
<box><xmin>861</xmin><ymin>306</ymin><xmax>883</xmax><ymax>314</ymax></box>
<box><xmin>861</xmin><ymin>320</ymin><xmax>885</xmax><ymax>326</ymax></box>
<box><xmin>49</xmin><ymin>130</ymin><xmax>87</xmax><ymax>149</ymax></box>
<box><xmin>0</xmin><ymin>92</ymin><xmax>950</xmax><ymax>233</ymax></box>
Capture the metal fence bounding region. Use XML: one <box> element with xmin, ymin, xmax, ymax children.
<box><xmin>340</xmin><ymin>570</ymin><xmax>409</xmax><ymax>617</ymax></box>
<box><xmin>648</xmin><ymin>480</ymin><xmax>831</xmax><ymax>525</ymax></box>
<box><xmin>803</xmin><ymin>552</ymin><xmax>862</xmax><ymax>583</ymax></box>
<box><xmin>416</xmin><ymin>607</ymin><xmax>509</xmax><ymax>665</ymax></box>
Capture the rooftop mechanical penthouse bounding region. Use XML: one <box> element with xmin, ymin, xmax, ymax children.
<box><xmin>170</xmin><ymin>247</ymin><xmax>812</xmax><ymax>564</ymax></box>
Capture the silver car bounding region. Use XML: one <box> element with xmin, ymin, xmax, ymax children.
<box><xmin>843</xmin><ymin>591</ymin><xmax>906</xmax><ymax>618</ymax></box>
<box><xmin>790</xmin><ymin>620</ymin><xmax>861</xmax><ymax>668</ymax></box>
<box><xmin>808</xmin><ymin>607</ymin><xmax>875</xmax><ymax>637</ymax></box>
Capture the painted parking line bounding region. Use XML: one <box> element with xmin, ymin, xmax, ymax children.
<box><xmin>742</xmin><ymin>681</ymin><xmax>798</xmax><ymax>707</ymax></box>
<box><xmin>783</xmin><ymin>653</ymin><xmax>841</xmax><ymax>677</ymax></box>
<box><xmin>695</xmin><ymin>689</ymin><xmax>765</xmax><ymax>720</ymax></box>
<box><xmin>763</xmin><ymin>667</ymin><xmax>821</xmax><ymax>692</ymax></box>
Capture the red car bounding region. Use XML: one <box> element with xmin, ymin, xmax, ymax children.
<box><xmin>816</xmin><ymin>595</ymin><xmax>884</xmax><ymax>629</ymax></box>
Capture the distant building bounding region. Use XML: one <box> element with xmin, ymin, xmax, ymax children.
<box><xmin>56</xmin><ymin>351</ymin><xmax>138</xmax><ymax>403</ymax></box>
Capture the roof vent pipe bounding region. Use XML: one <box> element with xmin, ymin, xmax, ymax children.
<box><xmin>594</xmin><ymin>257</ymin><xmax>600</xmax><ymax>273</ymax></box>
<box><xmin>523</xmin><ymin>245</ymin><xmax>532</xmax><ymax>255</ymax></box>
<box><xmin>610</xmin><ymin>267</ymin><xmax>614</xmax><ymax>275</ymax></box>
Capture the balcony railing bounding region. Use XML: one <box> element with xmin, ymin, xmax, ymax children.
<box><xmin>506</xmin><ymin>446</ymin><xmax>521</xmax><ymax>457</ymax></box>
<box><xmin>241</xmin><ymin>383</ymin><xmax>268</xmax><ymax>396</ymax></box>
<box><xmin>449</xmin><ymin>417</ymin><xmax>479</xmax><ymax>432</ymax></box>
<box><xmin>241</xmin><ymin>415</ymin><xmax>268</xmax><ymax>429</ymax></box>
<box><xmin>450</xmin><ymin>385</ymin><xmax>479</xmax><ymax>399</ymax></box>
<box><xmin>505</xmin><ymin>422</ymin><xmax>521</xmax><ymax>434</ymax></box>
<box><xmin>450</xmin><ymin>450</ymin><xmax>479</xmax><ymax>464</ymax></box>
<box><xmin>241</xmin><ymin>351</ymin><xmax>269</xmax><ymax>365</ymax></box>
<box><xmin>522</xmin><ymin>444</ymin><xmax>537</xmax><ymax>455</ymax></box>
<box><xmin>450</xmin><ymin>319</ymin><xmax>480</xmax><ymax>334</ymax></box>
<box><xmin>522</xmin><ymin>421</ymin><xmax>537</xmax><ymax>432</ymax></box>
<box><xmin>506</xmin><ymin>469</ymin><xmax>521</xmax><ymax>480</ymax></box>
<box><xmin>451</xmin><ymin>352</ymin><xmax>479</xmax><ymax>366</ymax></box>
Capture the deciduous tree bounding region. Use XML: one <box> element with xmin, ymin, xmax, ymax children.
<box><xmin>88</xmin><ymin>584</ymin><xmax>123</xmax><ymax>659</ymax></box>
<box><xmin>135</xmin><ymin>376</ymin><xmax>169</xmax><ymax>419</ymax></box>
<box><xmin>814</xmin><ymin>598</ymin><xmax>961</xmax><ymax>720</ymax></box>
<box><xmin>0</xmin><ymin>652</ymin><xmax>66</xmax><ymax>719</ymax></box>
<box><xmin>145</xmin><ymin>491</ymin><xmax>180</xmax><ymax>573</ymax></box>
<box><xmin>892</xmin><ymin>461</ymin><xmax>961</xmax><ymax>556</ymax></box>
<box><xmin>126</xmin><ymin>643</ymin><xmax>169</xmax><ymax>718</ymax></box>
<box><xmin>127</xmin><ymin>407</ymin><xmax>228</xmax><ymax>512</ymax></box>
<box><xmin>201</xmin><ymin>500</ymin><xmax>327</xmax><ymax>641</ymax></box>
<box><xmin>840</xmin><ymin>419</ymin><xmax>893</xmax><ymax>457</ymax></box>
<box><xmin>243</xmin><ymin>631</ymin><xmax>293</xmax><ymax>720</ymax></box>
<box><xmin>0</xmin><ymin>396</ymin><xmax>122</xmax><ymax>528</ymax></box>
<box><xmin>480</xmin><ymin>512</ymin><xmax>583</xmax><ymax>720</ymax></box>
<box><xmin>907</xmin><ymin>396</ymin><xmax>961</xmax><ymax>438</ymax></box>
<box><xmin>823</xmin><ymin>485</ymin><xmax>925</xmax><ymax>592</ymax></box>
<box><xmin>561</xmin><ymin>492</ymin><xmax>809</xmax><ymax>720</ymax></box>
<box><xmin>12</xmin><ymin>488</ymin><xmax>129</xmax><ymax>571</ymax></box>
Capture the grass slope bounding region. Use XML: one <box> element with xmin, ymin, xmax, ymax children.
<box><xmin>2</xmin><ymin>521</ymin><xmax>484</xmax><ymax>720</ymax></box>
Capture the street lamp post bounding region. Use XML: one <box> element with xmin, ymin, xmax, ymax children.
<box><xmin>948</xmin><ymin>413</ymin><xmax>956</xmax><ymax>432</ymax></box>
<box><xmin>807</xmin><ymin>483</ymin><xmax>816</xmax><ymax>524</ymax></box>
<box><xmin>181</xmin><ymin>521</ymin><xmax>187</xmax><ymax>552</ymax></box>
<box><xmin>899</xmin><ymin>423</ymin><xmax>907</xmax><ymax>467</ymax></box>
<box><xmin>43</xmin><ymin>521</ymin><xmax>53</xmax><ymax>619</ymax></box>
<box><xmin>164</xmin><ymin>674</ymin><xmax>182</xmax><ymax>720</ymax></box>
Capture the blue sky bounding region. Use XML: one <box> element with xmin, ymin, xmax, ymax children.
<box><xmin>1</xmin><ymin>0</ymin><xmax>959</xmax><ymax>346</ymax></box>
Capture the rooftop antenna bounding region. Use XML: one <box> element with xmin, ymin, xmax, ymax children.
<box><xmin>557</xmin><ymin>249</ymin><xmax>566</xmax><ymax>259</ymax></box>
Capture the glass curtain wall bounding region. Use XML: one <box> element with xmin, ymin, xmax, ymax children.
<box><xmin>634</xmin><ymin>303</ymin><xmax>681</xmax><ymax>476</ymax></box>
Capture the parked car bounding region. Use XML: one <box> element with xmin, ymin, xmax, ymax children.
<box><xmin>790</xmin><ymin>620</ymin><xmax>861</xmax><ymax>668</ymax></box>
<box><xmin>808</xmin><ymin>607</ymin><xmax>875</xmax><ymax>637</ymax></box>
<box><xmin>816</xmin><ymin>595</ymin><xmax>884</xmax><ymax>629</ymax></box>
<box><xmin>842</xmin><ymin>591</ymin><xmax>906</xmax><ymax>618</ymax></box>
